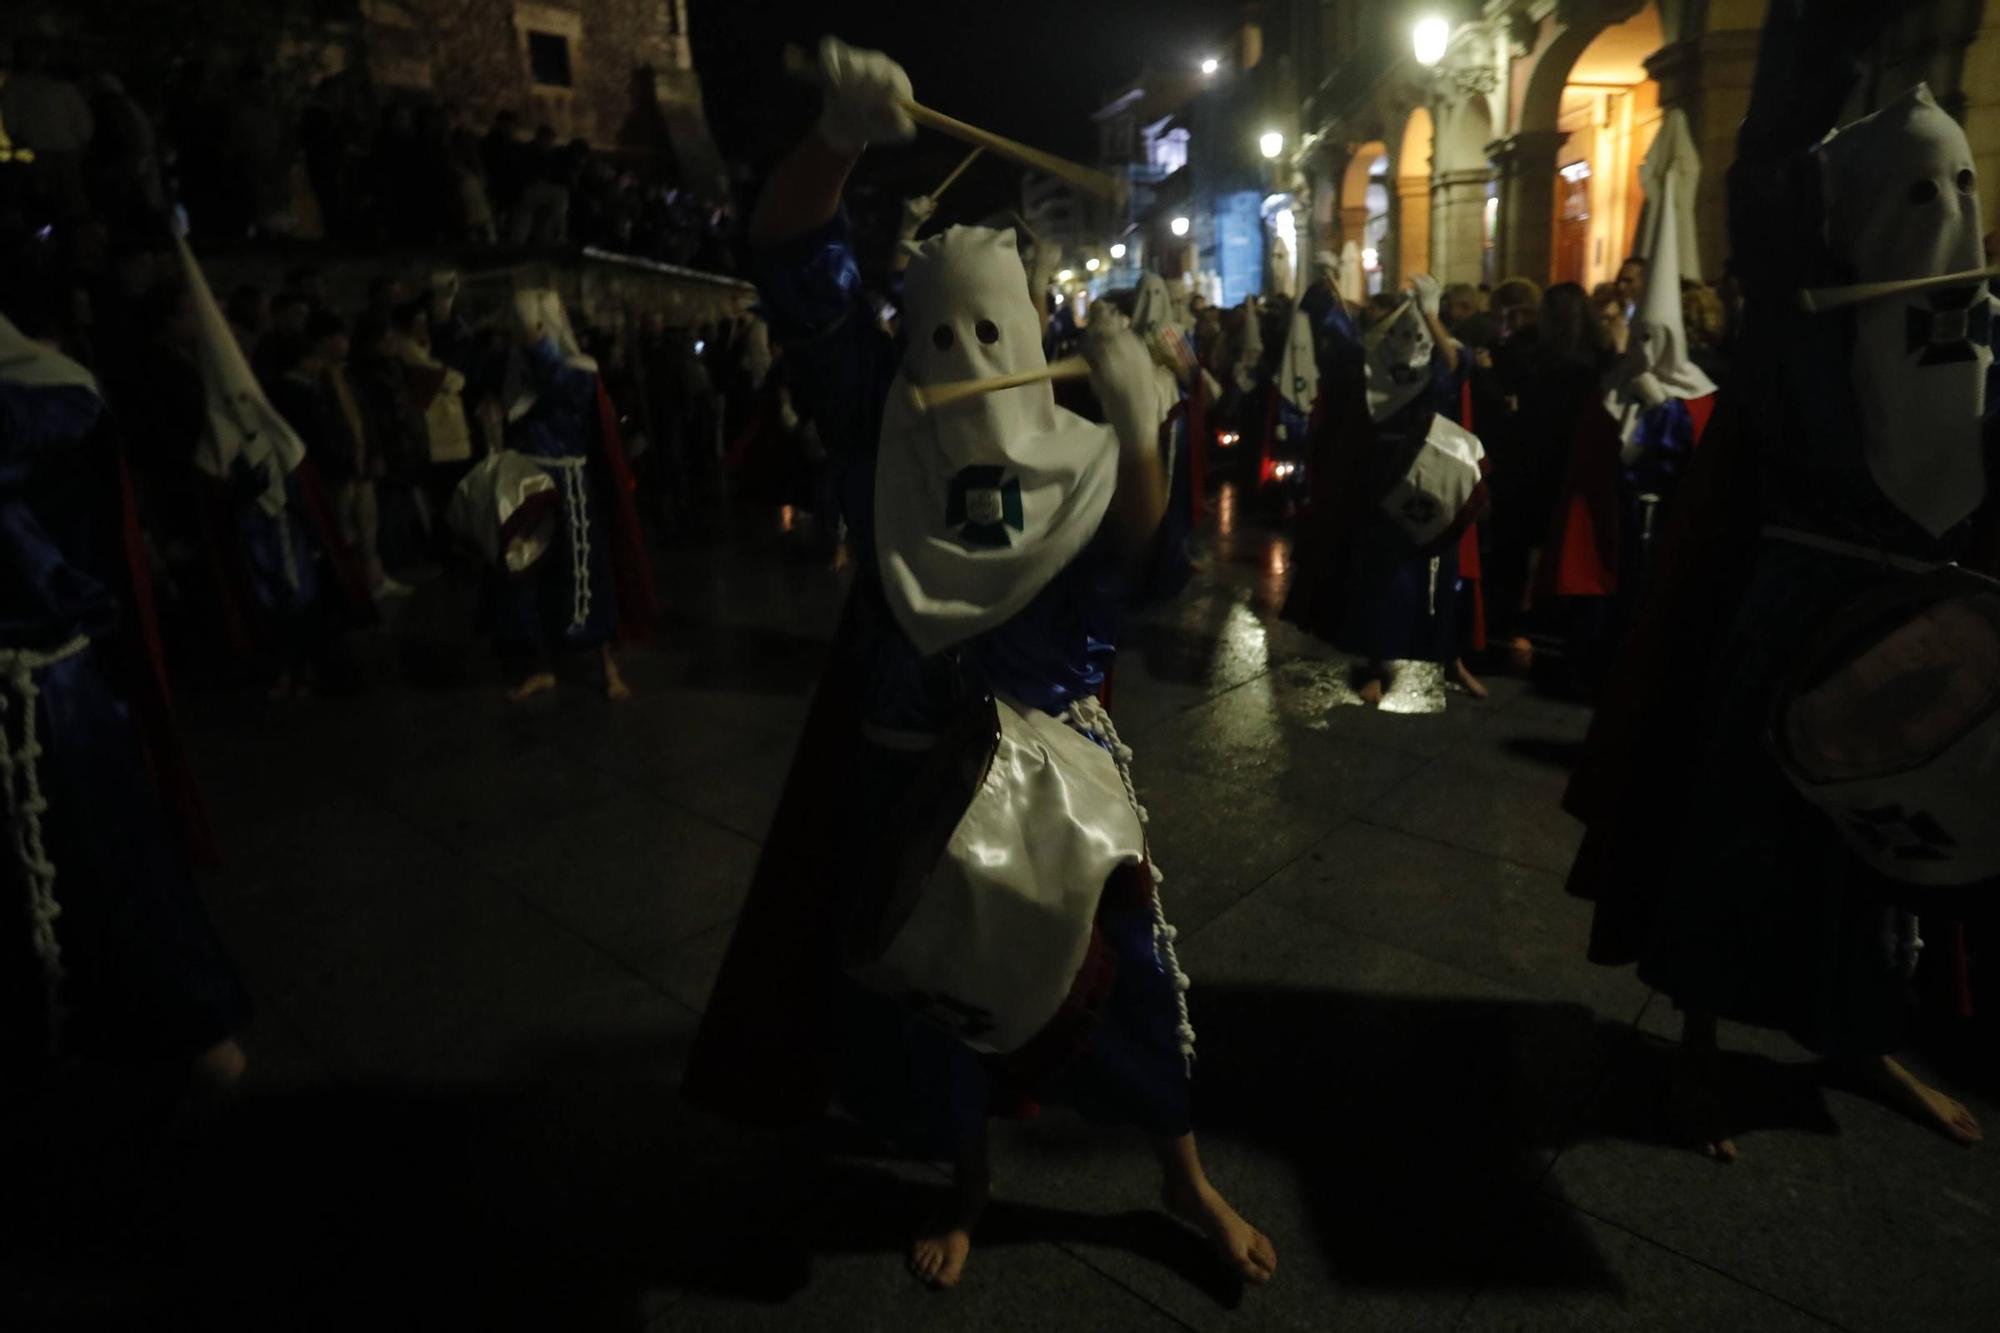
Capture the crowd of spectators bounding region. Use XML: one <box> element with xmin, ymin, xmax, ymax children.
<box><xmin>1</xmin><ymin>38</ymin><xmax>743</xmax><ymax>271</ymax></box>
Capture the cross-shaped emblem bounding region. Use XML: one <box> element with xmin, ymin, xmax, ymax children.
<box><xmin>1845</xmin><ymin>803</ymin><xmax>1957</xmax><ymax>863</ymax></box>
<box><xmin>1904</xmin><ymin>287</ymin><xmax>1992</xmax><ymax>367</ymax></box>
<box><xmin>945</xmin><ymin>464</ymin><xmax>1024</xmax><ymax>549</ymax></box>
<box><xmin>904</xmin><ymin>990</ymin><xmax>996</xmax><ymax>1041</ymax></box>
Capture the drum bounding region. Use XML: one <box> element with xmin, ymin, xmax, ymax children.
<box><xmin>1771</xmin><ymin>566</ymin><xmax>2000</xmax><ymax>887</ymax></box>
<box><xmin>846</xmin><ymin>694</ymin><xmax>1145</xmax><ymax>1055</ymax></box>
<box><xmin>1378</xmin><ymin>414</ymin><xmax>1489</xmax><ymax>553</ymax></box>
<box><xmin>446</xmin><ymin>450</ymin><xmax>560</xmax><ymax>573</ymax></box>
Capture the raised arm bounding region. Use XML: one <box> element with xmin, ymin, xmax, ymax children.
<box><xmin>748</xmin><ymin>37</ymin><xmax>917</xmax><ymax>248</ymax></box>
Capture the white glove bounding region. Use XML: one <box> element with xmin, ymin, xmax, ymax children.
<box><xmin>1410</xmin><ymin>272</ymin><xmax>1442</xmax><ymax>320</ymax></box>
<box><xmin>899</xmin><ymin>194</ymin><xmax>936</xmax><ymax>237</ymax></box>
<box><xmin>1082</xmin><ymin>321</ymin><xmax>1160</xmax><ymax>452</ymax></box>
<box><xmin>816</xmin><ymin>37</ymin><xmax>916</xmax><ymax>152</ymax></box>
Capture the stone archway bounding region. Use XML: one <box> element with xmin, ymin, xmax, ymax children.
<box><xmin>1340</xmin><ymin>140</ymin><xmax>1391</xmax><ymax>293</ymax></box>
<box><xmin>1392</xmin><ymin>106</ymin><xmax>1435</xmax><ymax>282</ymax></box>
<box><xmin>1431</xmin><ymin>92</ymin><xmax>1495</xmax><ymax>285</ymax></box>
<box><xmin>1496</xmin><ymin>1</ymin><xmax>1667</xmax><ymax>285</ymax></box>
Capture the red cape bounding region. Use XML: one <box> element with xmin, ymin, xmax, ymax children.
<box><xmin>117</xmin><ymin>449</ymin><xmax>222</xmax><ymax>868</ymax></box>
<box><xmin>1561</xmin><ymin>392</ymin><xmax>1762</xmax><ymax>960</ymax></box>
<box><xmin>593</xmin><ymin>379</ymin><xmax>660</xmax><ymax>644</ymax></box>
<box><xmin>1539</xmin><ymin>396</ymin><xmax>1626</xmax><ymax>600</ymax></box>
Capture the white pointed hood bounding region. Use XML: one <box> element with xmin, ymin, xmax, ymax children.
<box><xmin>875</xmin><ymin>225</ymin><xmax>1118</xmax><ymax>657</ymax></box>
<box><xmin>1364</xmin><ymin>298</ymin><xmax>1434</xmax><ymax>423</ymax></box>
<box><xmin>0</xmin><ymin>313</ymin><xmax>97</xmax><ymax>394</ymax></box>
<box><xmin>1606</xmin><ymin>170</ymin><xmax>1717</xmax><ymax>441</ymax></box>
<box><xmin>1338</xmin><ymin>241</ymin><xmax>1365</xmax><ymax>307</ymax></box>
<box><xmin>175</xmin><ymin>236</ymin><xmax>305</xmax><ymax>516</ymax></box>
<box><xmin>1813</xmin><ymin>83</ymin><xmax>1990</xmax><ymax>537</ymax></box>
<box><xmin>1638</xmin><ymin>108</ymin><xmax>1702</xmax><ymax>282</ymax></box>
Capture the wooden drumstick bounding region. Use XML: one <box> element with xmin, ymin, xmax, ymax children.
<box><xmin>784</xmin><ymin>44</ymin><xmax>1127</xmax><ymax>203</ymax></box>
<box><xmin>931</xmin><ymin>147</ymin><xmax>983</xmax><ymax>203</ymax></box>
<box><xmin>1798</xmin><ymin>265</ymin><xmax>2000</xmax><ymax>313</ymax></box>
<box><xmin>912</xmin><ymin>355</ymin><xmax>1090</xmax><ymax>412</ymax></box>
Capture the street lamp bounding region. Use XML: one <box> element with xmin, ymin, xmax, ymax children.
<box><xmin>1200</xmin><ymin>56</ymin><xmax>1220</xmax><ymax>76</ymax></box>
<box><xmin>1170</xmin><ymin>216</ymin><xmax>1190</xmax><ymax>237</ymax></box>
<box><xmin>1085</xmin><ymin>256</ymin><xmax>1101</xmax><ymax>272</ymax></box>
<box><xmin>1109</xmin><ymin>242</ymin><xmax>1127</xmax><ymax>260</ymax></box>
<box><xmin>1412</xmin><ymin>15</ymin><xmax>1450</xmax><ymax>67</ymax></box>
<box><xmin>1056</xmin><ymin>268</ymin><xmax>1074</xmax><ymax>283</ymax></box>
<box><xmin>1259</xmin><ymin>130</ymin><xmax>1284</xmax><ymax>160</ymax></box>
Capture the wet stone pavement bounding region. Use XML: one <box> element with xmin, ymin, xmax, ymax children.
<box><xmin>7</xmin><ymin>489</ymin><xmax>1997</xmax><ymax>1332</ymax></box>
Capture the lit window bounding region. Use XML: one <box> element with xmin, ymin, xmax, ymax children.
<box><xmin>528</xmin><ymin>31</ymin><xmax>573</xmax><ymax>87</ymax></box>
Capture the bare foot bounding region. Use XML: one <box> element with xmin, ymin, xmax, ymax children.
<box><xmin>1668</xmin><ymin>1041</ymin><xmax>1737</xmax><ymax>1163</ymax></box>
<box><xmin>1164</xmin><ymin>1177</ymin><xmax>1278</xmax><ymax>1285</ymax></box>
<box><xmin>910</xmin><ymin>1163</ymin><xmax>988</xmax><ymax>1289</ymax></box>
<box><xmin>601</xmin><ymin>651</ymin><xmax>633</xmax><ymax>703</ymax></box>
<box><xmin>1856</xmin><ymin>1056</ymin><xmax>1984</xmax><ymax>1146</ymax></box>
<box><xmin>506</xmin><ymin>672</ymin><xmax>557</xmax><ymax>703</ymax></box>
<box><xmin>191</xmin><ymin>1038</ymin><xmax>247</xmax><ymax>1095</ymax></box>
<box><xmin>1451</xmin><ymin>658</ymin><xmax>1489</xmax><ymax>700</ymax></box>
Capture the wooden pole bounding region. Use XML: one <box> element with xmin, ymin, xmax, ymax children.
<box><xmin>931</xmin><ymin>147</ymin><xmax>984</xmax><ymax>203</ymax></box>
<box><xmin>912</xmin><ymin>355</ymin><xmax>1090</xmax><ymax>412</ymax></box>
<box><xmin>1797</xmin><ymin>265</ymin><xmax>2000</xmax><ymax>313</ymax></box>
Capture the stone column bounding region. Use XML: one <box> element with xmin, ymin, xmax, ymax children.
<box><xmin>1646</xmin><ymin>30</ymin><xmax>1760</xmax><ymax>282</ymax></box>
<box><xmin>1430</xmin><ymin>167</ymin><xmax>1492</xmax><ymax>286</ymax></box>
<box><xmin>1394</xmin><ymin>173</ymin><xmax>1432</xmax><ymax>282</ymax></box>
<box><xmin>1488</xmin><ymin>129</ymin><xmax>1567</xmax><ymax>284</ymax></box>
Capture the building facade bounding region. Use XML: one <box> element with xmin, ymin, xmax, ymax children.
<box><xmin>1275</xmin><ymin>0</ymin><xmax>2000</xmax><ymax>294</ymax></box>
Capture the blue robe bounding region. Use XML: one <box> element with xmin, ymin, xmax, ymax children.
<box><xmin>754</xmin><ymin>213</ymin><xmax>1193</xmax><ymax>1154</ymax></box>
<box><xmin>487</xmin><ymin>339</ymin><xmax>618</xmax><ymax>660</ymax></box>
<box><xmin>0</xmin><ymin>379</ymin><xmax>248</xmax><ymax>1065</ymax></box>
<box><xmin>1330</xmin><ymin>337</ymin><xmax>1474</xmax><ymax>664</ymax></box>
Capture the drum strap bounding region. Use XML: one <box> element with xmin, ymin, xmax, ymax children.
<box><xmin>1062</xmin><ymin>695</ymin><xmax>1196</xmax><ymax>1071</ymax></box>
<box><xmin>1762</xmin><ymin>524</ymin><xmax>1948</xmax><ymax>576</ymax></box>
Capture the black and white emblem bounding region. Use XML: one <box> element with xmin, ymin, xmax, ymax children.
<box><xmin>945</xmin><ymin>464</ymin><xmax>1024</xmax><ymax>548</ymax></box>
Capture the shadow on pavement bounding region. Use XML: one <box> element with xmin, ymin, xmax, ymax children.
<box><xmin>2</xmin><ymin>987</ymin><xmax>1851</xmax><ymax>1330</ymax></box>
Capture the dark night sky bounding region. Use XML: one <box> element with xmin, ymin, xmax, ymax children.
<box><xmin>690</xmin><ymin>0</ymin><xmax>1241</xmax><ymax>168</ymax></box>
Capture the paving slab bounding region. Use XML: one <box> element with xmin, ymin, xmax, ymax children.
<box><xmin>1255</xmin><ymin>819</ymin><xmax>1650</xmax><ymax>1022</ymax></box>
<box><xmin>1545</xmin><ymin>1031</ymin><xmax>2000</xmax><ymax>1333</ymax></box>
<box><xmin>1457</xmin><ymin>1197</ymin><xmax>1839</xmax><ymax>1331</ymax></box>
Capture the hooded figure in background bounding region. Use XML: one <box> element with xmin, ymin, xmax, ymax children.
<box><xmin>1564</xmin><ymin>0</ymin><xmax>1993</xmax><ymax>1163</ymax></box>
<box><xmin>466</xmin><ymin>287</ymin><xmax>654</xmax><ymax>701</ymax></box>
<box><xmin>684</xmin><ymin>35</ymin><xmax>1276</xmax><ymax>1292</ymax></box>
<box><xmin>1282</xmin><ymin>276</ymin><xmax>1487</xmax><ymax>704</ymax></box>
<box><xmin>176</xmin><ymin>237</ymin><xmax>366</xmax><ymax>694</ymax></box>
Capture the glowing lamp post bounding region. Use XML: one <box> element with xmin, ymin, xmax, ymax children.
<box><xmin>1200</xmin><ymin>56</ymin><xmax>1220</xmax><ymax>76</ymax></box>
<box><xmin>1109</xmin><ymin>242</ymin><xmax>1127</xmax><ymax>260</ymax></box>
<box><xmin>1169</xmin><ymin>216</ymin><xmax>1191</xmax><ymax>238</ymax></box>
<box><xmin>1085</xmin><ymin>257</ymin><xmax>1101</xmax><ymax>272</ymax></box>
<box><xmin>1056</xmin><ymin>268</ymin><xmax>1074</xmax><ymax>283</ymax></box>
<box><xmin>1412</xmin><ymin>16</ymin><xmax>1450</xmax><ymax>68</ymax></box>
<box><xmin>1259</xmin><ymin>131</ymin><xmax>1284</xmax><ymax>160</ymax></box>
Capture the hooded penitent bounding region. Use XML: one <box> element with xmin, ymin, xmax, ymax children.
<box><xmin>175</xmin><ymin>237</ymin><xmax>305</xmax><ymax>518</ymax></box>
<box><xmin>1811</xmin><ymin>84</ymin><xmax>1991</xmax><ymax>538</ymax></box>
<box><xmin>1363</xmin><ymin>298</ymin><xmax>1435</xmax><ymax>423</ymax></box>
<box><xmin>1276</xmin><ymin>303</ymin><xmax>1318</xmax><ymax>436</ymax></box>
<box><xmin>875</xmin><ymin>225</ymin><xmax>1119</xmax><ymax>657</ymax></box>
<box><xmin>505</xmin><ymin>287</ymin><xmax>598</xmax><ymax>421</ymax></box>
<box><xmin>1605</xmin><ymin>169</ymin><xmax>1717</xmax><ymax>444</ymax></box>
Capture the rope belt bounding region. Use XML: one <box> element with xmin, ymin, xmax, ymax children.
<box><xmin>1062</xmin><ymin>693</ymin><xmax>1196</xmax><ymax>1072</ymax></box>
<box><xmin>0</xmin><ymin>634</ymin><xmax>89</xmax><ymax>1053</ymax></box>
<box><xmin>541</xmin><ymin>456</ymin><xmax>594</xmax><ymax>630</ymax></box>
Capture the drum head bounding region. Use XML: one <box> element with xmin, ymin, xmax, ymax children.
<box><xmin>1779</xmin><ymin>579</ymin><xmax>2000</xmax><ymax>783</ymax></box>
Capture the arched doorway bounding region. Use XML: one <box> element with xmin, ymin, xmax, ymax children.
<box><xmin>1551</xmin><ymin>5</ymin><xmax>1664</xmax><ymax>289</ymax></box>
<box><xmin>1393</xmin><ymin>106</ymin><xmax>1435</xmax><ymax>284</ymax></box>
<box><xmin>1341</xmin><ymin>141</ymin><xmax>1390</xmax><ymax>295</ymax></box>
<box><xmin>1505</xmin><ymin>1</ymin><xmax>1665</xmax><ymax>286</ymax></box>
